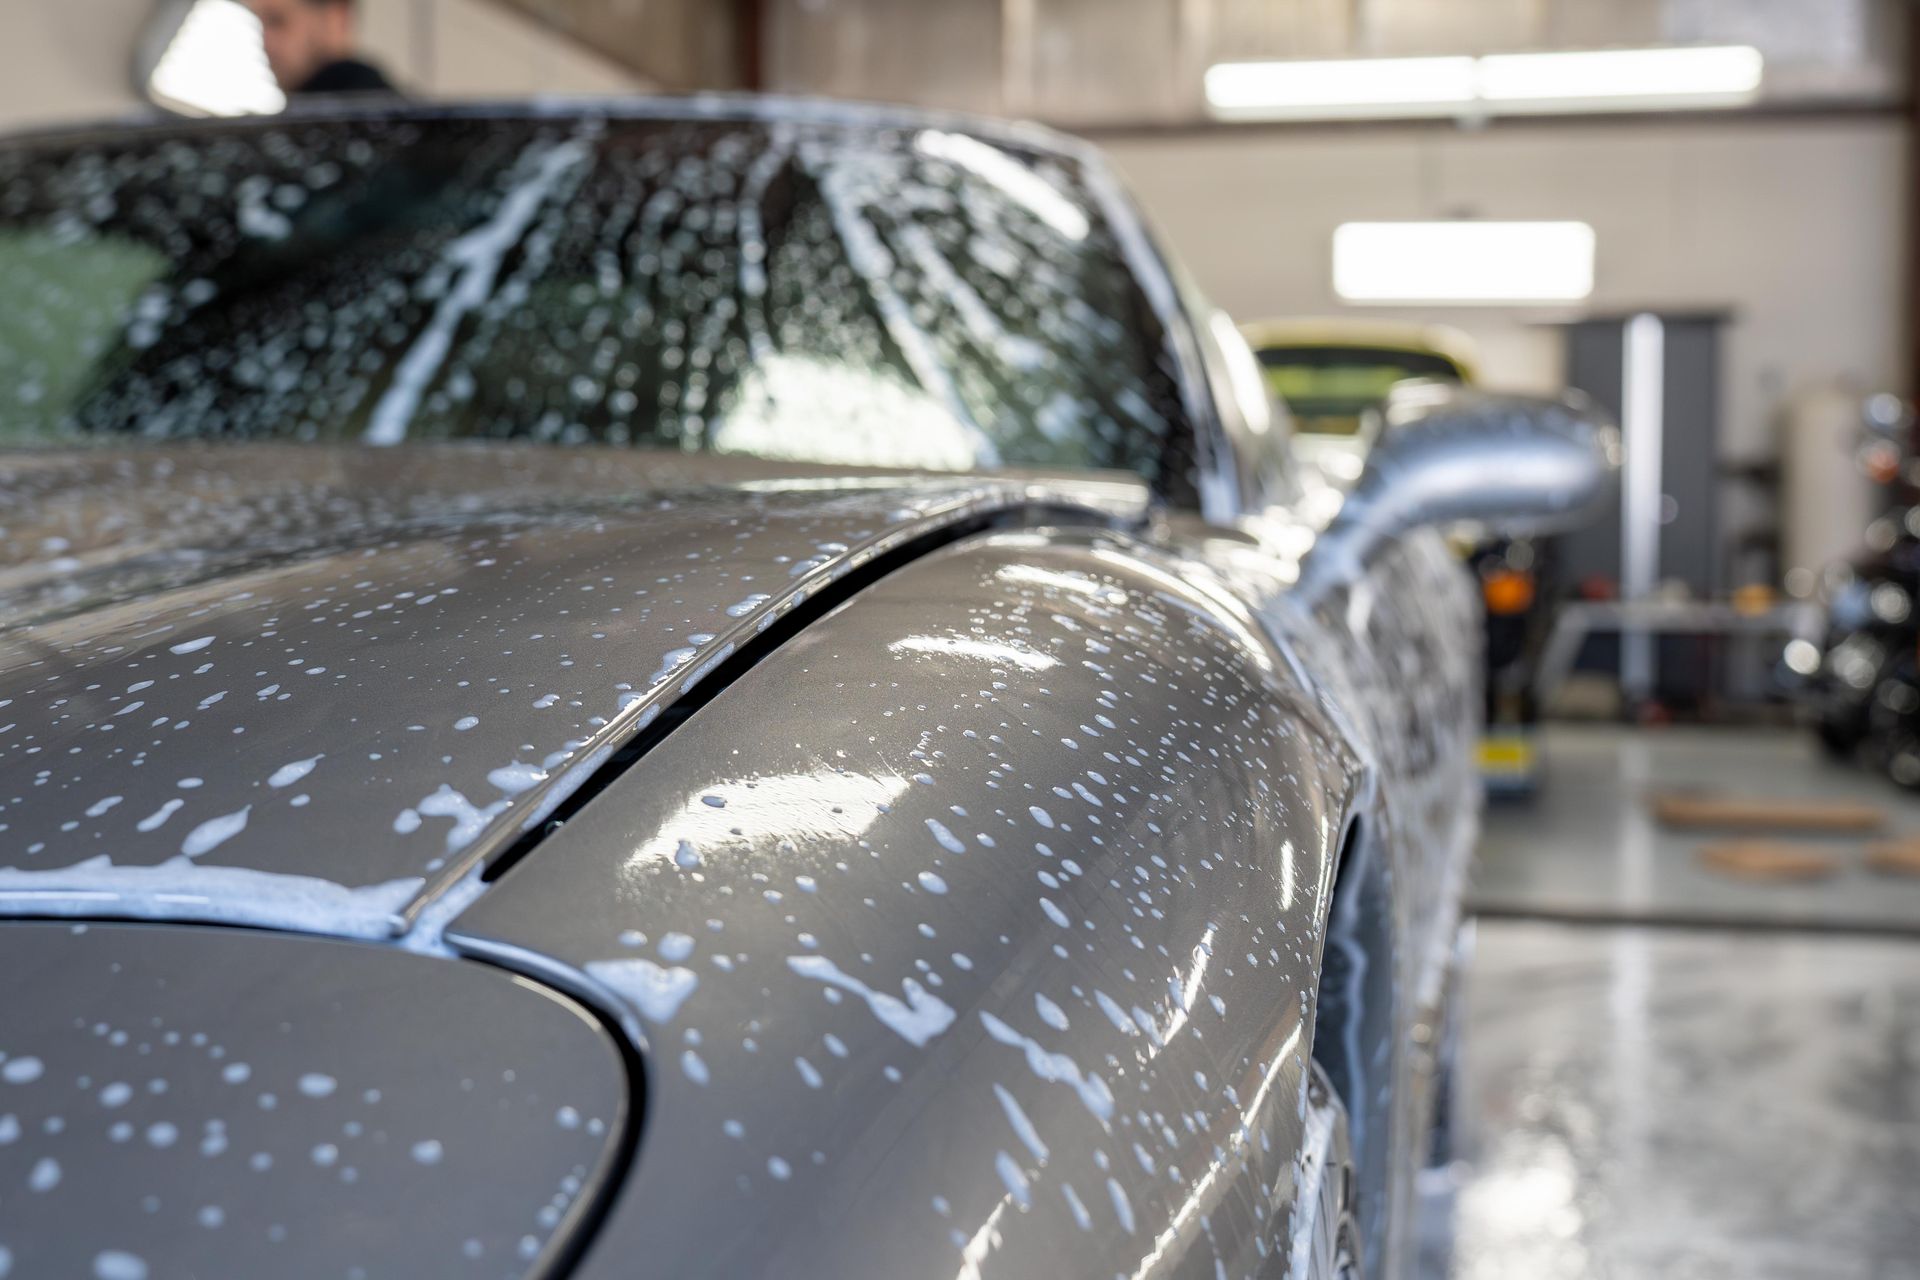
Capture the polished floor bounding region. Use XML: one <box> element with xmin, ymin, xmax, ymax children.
<box><xmin>1473</xmin><ymin>724</ymin><xmax>1920</xmax><ymax>935</ymax></box>
<box><xmin>1444</xmin><ymin>725</ymin><xmax>1920</xmax><ymax>1280</ymax></box>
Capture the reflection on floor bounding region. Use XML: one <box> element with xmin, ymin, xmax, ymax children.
<box><xmin>1447</xmin><ymin>725</ymin><xmax>1920</xmax><ymax>1279</ymax></box>
<box><xmin>1451</xmin><ymin>922</ymin><xmax>1920</xmax><ymax>1280</ymax></box>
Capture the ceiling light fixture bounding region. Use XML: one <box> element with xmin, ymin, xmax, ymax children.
<box><xmin>1206</xmin><ymin>45</ymin><xmax>1762</xmax><ymax>121</ymax></box>
<box><xmin>146</xmin><ymin>0</ymin><xmax>286</xmax><ymax>117</ymax></box>
<box><xmin>1332</xmin><ymin>221</ymin><xmax>1596</xmax><ymax>305</ymax></box>
<box><xmin>1204</xmin><ymin>56</ymin><xmax>1477</xmax><ymax>118</ymax></box>
<box><xmin>1477</xmin><ymin>45</ymin><xmax>1762</xmax><ymax>111</ymax></box>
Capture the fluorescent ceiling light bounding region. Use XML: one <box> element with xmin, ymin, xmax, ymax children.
<box><xmin>1479</xmin><ymin>45</ymin><xmax>1762</xmax><ymax>110</ymax></box>
<box><xmin>1206</xmin><ymin>45</ymin><xmax>1761</xmax><ymax>120</ymax></box>
<box><xmin>1332</xmin><ymin>221</ymin><xmax>1595</xmax><ymax>305</ymax></box>
<box><xmin>148</xmin><ymin>0</ymin><xmax>285</xmax><ymax>117</ymax></box>
<box><xmin>1205</xmin><ymin>56</ymin><xmax>1475</xmax><ymax>117</ymax></box>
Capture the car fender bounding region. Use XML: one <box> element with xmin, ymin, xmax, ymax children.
<box><xmin>449</xmin><ymin>524</ymin><xmax>1372</xmax><ymax>1278</ymax></box>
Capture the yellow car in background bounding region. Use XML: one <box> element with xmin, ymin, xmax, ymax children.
<box><xmin>1244</xmin><ymin>318</ymin><xmax>1545</xmax><ymax>796</ymax></box>
<box><xmin>1241</xmin><ymin>319</ymin><xmax>1479</xmax><ymax>480</ymax></box>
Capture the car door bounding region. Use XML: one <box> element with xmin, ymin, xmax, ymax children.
<box><xmin>1179</xmin><ymin>294</ymin><xmax>1482</xmax><ymax>1278</ymax></box>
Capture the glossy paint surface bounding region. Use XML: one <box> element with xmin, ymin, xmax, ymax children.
<box><xmin>450</xmin><ymin>526</ymin><xmax>1367</xmax><ymax>1278</ymax></box>
<box><xmin>0</xmin><ymin>434</ymin><xmax>1492</xmax><ymax>1279</ymax></box>
<box><xmin>1295</xmin><ymin>384</ymin><xmax>1617</xmax><ymax>606</ymax></box>
<box><xmin>0</xmin><ymin>920</ymin><xmax>627</xmax><ymax>1278</ymax></box>
<box><xmin>1205</xmin><ymin>520</ymin><xmax>1484</xmax><ymax>1275</ymax></box>
<box><xmin>0</xmin><ymin>446</ymin><xmax>1142</xmax><ymax>939</ymax></box>
<box><xmin>0</xmin><ymin>448</ymin><xmax>1492</xmax><ymax>1279</ymax></box>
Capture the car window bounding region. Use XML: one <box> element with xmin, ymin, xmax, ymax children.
<box><xmin>1176</xmin><ymin>273</ymin><xmax>1291</xmax><ymax>514</ymax></box>
<box><xmin>1254</xmin><ymin>344</ymin><xmax>1465</xmax><ymax>438</ymax></box>
<box><xmin>0</xmin><ymin>230</ymin><xmax>169</xmax><ymax>445</ymax></box>
<box><xmin>0</xmin><ymin>112</ymin><xmax>1196</xmax><ymax>500</ymax></box>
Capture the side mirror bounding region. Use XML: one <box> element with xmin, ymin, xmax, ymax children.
<box><xmin>1295</xmin><ymin>381</ymin><xmax>1619</xmax><ymax>603</ymax></box>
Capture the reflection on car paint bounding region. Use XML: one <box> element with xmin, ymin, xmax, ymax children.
<box><xmin>0</xmin><ymin>921</ymin><xmax>627</xmax><ymax>1277</ymax></box>
<box><xmin>0</xmin><ymin>458</ymin><xmax>1482</xmax><ymax>1277</ymax></box>
<box><xmin>444</xmin><ymin>522</ymin><xmax>1480</xmax><ymax>1279</ymax></box>
<box><xmin>0</xmin><ymin>450</ymin><xmax>1144</xmax><ymax>941</ymax></box>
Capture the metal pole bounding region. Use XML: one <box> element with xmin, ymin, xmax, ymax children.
<box><xmin>1620</xmin><ymin>312</ymin><xmax>1666</xmax><ymax>705</ymax></box>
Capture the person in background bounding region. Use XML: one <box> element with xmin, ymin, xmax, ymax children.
<box><xmin>248</xmin><ymin>0</ymin><xmax>398</xmax><ymax>96</ymax></box>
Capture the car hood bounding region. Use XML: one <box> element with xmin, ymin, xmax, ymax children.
<box><xmin>0</xmin><ymin>444</ymin><xmax>1147</xmax><ymax>940</ymax></box>
<box><xmin>0</xmin><ymin>918</ymin><xmax>631</xmax><ymax>1278</ymax></box>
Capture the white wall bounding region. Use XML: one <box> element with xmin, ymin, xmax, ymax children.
<box><xmin>0</xmin><ymin>0</ymin><xmax>157</xmax><ymax>130</ymax></box>
<box><xmin>1103</xmin><ymin>116</ymin><xmax>1908</xmax><ymax>462</ymax></box>
<box><xmin>0</xmin><ymin>0</ymin><xmax>649</xmax><ymax>133</ymax></box>
<box><xmin>359</xmin><ymin>0</ymin><xmax>647</xmax><ymax>99</ymax></box>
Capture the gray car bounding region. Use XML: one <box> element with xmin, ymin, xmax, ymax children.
<box><xmin>0</xmin><ymin>100</ymin><xmax>1612</xmax><ymax>1279</ymax></box>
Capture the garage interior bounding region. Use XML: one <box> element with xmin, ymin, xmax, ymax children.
<box><xmin>5</xmin><ymin>1</ymin><xmax>1920</xmax><ymax>1277</ymax></box>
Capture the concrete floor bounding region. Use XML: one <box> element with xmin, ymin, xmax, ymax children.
<box><xmin>1473</xmin><ymin>724</ymin><xmax>1920</xmax><ymax>935</ymax></box>
<box><xmin>1445</xmin><ymin>725</ymin><xmax>1920</xmax><ymax>1279</ymax></box>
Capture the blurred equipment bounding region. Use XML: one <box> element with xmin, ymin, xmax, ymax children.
<box><xmin>1533</xmin><ymin>594</ymin><xmax>1824</xmax><ymax>719</ymax></box>
<box><xmin>1554</xmin><ymin>312</ymin><xmax>1759</xmax><ymax>713</ymax></box>
<box><xmin>1242</xmin><ymin>319</ymin><xmax>1556</xmax><ymax>795</ymax></box>
<box><xmin>1792</xmin><ymin>394</ymin><xmax>1920</xmax><ymax>788</ymax></box>
<box><xmin>1783</xmin><ymin>384</ymin><xmax>1883</xmax><ymax>586</ymax></box>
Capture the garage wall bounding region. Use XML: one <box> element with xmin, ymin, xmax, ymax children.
<box><xmin>0</xmin><ymin>0</ymin><xmax>158</xmax><ymax>130</ymax></box>
<box><xmin>358</xmin><ymin>0</ymin><xmax>646</xmax><ymax>99</ymax></box>
<box><xmin>1102</xmin><ymin>115</ymin><xmax>1908</xmax><ymax>463</ymax></box>
<box><xmin>0</xmin><ymin>0</ymin><xmax>647</xmax><ymax>134</ymax></box>
<box><xmin>760</xmin><ymin>0</ymin><xmax>1907</xmax><ymax>127</ymax></box>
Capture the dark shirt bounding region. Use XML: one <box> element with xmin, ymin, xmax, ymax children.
<box><xmin>294</xmin><ymin>58</ymin><xmax>398</xmax><ymax>97</ymax></box>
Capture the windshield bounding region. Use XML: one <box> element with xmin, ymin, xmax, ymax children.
<box><xmin>1255</xmin><ymin>344</ymin><xmax>1465</xmax><ymax>438</ymax></box>
<box><xmin>0</xmin><ymin>108</ymin><xmax>1193</xmax><ymax>493</ymax></box>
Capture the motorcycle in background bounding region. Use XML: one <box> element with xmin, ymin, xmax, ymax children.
<box><xmin>1796</xmin><ymin>394</ymin><xmax>1920</xmax><ymax>786</ymax></box>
